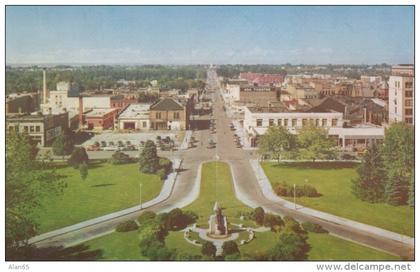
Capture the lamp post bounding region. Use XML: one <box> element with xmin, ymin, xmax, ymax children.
<box><xmin>293</xmin><ymin>183</ymin><xmax>296</xmax><ymax>210</ymax></box>
<box><xmin>139</xmin><ymin>182</ymin><xmax>143</xmax><ymax>209</ymax></box>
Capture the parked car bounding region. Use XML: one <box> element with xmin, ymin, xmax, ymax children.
<box><xmin>87</xmin><ymin>145</ymin><xmax>100</xmax><ymax>151</ymax></box>
<box><xmin>103</xmin><ymin>146</ymin><xmax>119</xmax><ymax>151</ymax></box>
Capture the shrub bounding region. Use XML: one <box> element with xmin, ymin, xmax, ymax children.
<box><xmin>222</xmin><ymin>241</ymin><xmax>240</xmax><ymax>256</ymax></box>
<box><xmin>138</xmin><ymin>211</ymin><xmax>156</xmax><ymax>223</ymax></box>
<box><xmin>110</xmin><ymin>151</ymin><xmax>131</xmax><ymax>165</ymax></box>
<box><xmin>202</xmin><ymin>241</ymin><xmax>217</xmax><ymax>257</ymax></box>
<box><xmin>159</xmin><ymin>157</ymin><xmax>173</xmax><ymax>175</ymax></box>
<box><xmin>253</xmin><ymin>207</ymin><xmax>265</xmax><ymax>225</ymax></box>
<box><xmin>116</xmin><ymin>220</ymin><xmax>138</xmax><ymax>232</ymax></box>
<box><xmin>68</xmin><ymin>147</ymin><xmax>89</xmax><ymax>169</ymax></box>
<box><xmin>268</xmin><ymin>230</ymin><xmax>310</xmax><ymax>260</ymax></box>
<box><xmin>157</xmin><ymin>168</ymin><xmax>166</xmax><ymax>181</ymax></box>
<box><xmin>301</xmin><ymin>222</ymin><xmax>328</xmax><ymax>233</ymax></box>
<box><xmin>263</xmin><ymin>214</ymin><xmax>284</xmax><ymax>231</ymax></box>
<box><xmin>274</xmin><ymin>182</ymin><xmax>320</xmax><ymax>198</ymax></box>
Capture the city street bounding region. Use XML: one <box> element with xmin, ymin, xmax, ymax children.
<box><xmin>30</xmin><ymin>69</ymin><xmax>414</xmax><ymax>259</ymax></box>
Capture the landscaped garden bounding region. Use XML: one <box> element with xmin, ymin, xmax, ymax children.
<box><xmin>72</xmin><ymin>161</ymin><xmax>401</xmax><ymax>260</ymax></box>
<box><xmin>261</xmin><ymin>161</ymin><xmax>414</xmax><ymax>237</ymax></box>
<box><xmin>32</xmin><ymin>161</ymin><xmax>163</xmax><ymax>233</ymax></box>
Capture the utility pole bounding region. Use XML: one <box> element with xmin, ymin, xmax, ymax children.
<box><xmin>293</xmin><ymin>183</ymin><xmax>296</xmax><ymax>210</ymax></box>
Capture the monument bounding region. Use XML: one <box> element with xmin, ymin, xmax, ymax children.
<box><xmin>208</xmin><ymin>202</ymin><xmax>229</xmax><ymax>237</ymax></box>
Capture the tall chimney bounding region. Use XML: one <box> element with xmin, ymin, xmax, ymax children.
<box><xmin>79</xmin><ymin>95</ymin><xmax>84</xmax><ymax>129</ymax></box>
<box><xmin>43</xmin><ymin>69</ymin><xmax>47</xmax><ymax>104</ymax></box>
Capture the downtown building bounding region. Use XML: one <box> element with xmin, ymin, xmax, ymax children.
<box><xmin>388</xmin><ymin>65</ymin><xmax>414</xmax><ymax>125</ymax></box>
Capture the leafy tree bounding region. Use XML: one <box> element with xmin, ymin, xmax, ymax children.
<box><xmin>253</xmin><ymin>207</ymin><xmax>265</xmax><ymax>225</ymax></box>
<box><xmin>352</xmin><ymin>143</ymin><xmax>386</xmax><ymax>202</ymax></box>
<box><xmin>258</xmin><ymin>126</ymin><xmax>296</xmax><ymax>162</ymax></box>
<box><xmin>263</xmin><ymin>214</ymin><xmax>284</xmax><ymax>231</ymax></box>
<box><xmin>297</xmin><ymin>124</ymin><xmax>336</xmax><ymax>161</ymax></box>
<box><xmin>222</xmin><ymin>241</ymin><xmax>239</xmax><ymax>256</ymax></box>
<box><xmin>52</xmin><ymin>131</ymin><xmax>74</xmax><ymax>157</ymax></box>
<box><xmin>52</xmin><ymin>135</ymin><xmax>65</xmax><ymax>157</ymax></box>
<box><xmin>139</xmin><ymin>140</ymin><xmax>159</xmax><ymax>174</ymax></box>
<box><xmin>68</xmin><ymin>147</ymin><xmax>89</xmax><ymax>169</ymax></box>
<box><xmin>201</xmin><ymin>241</ymin><xmax>217</xmax><ymax>257</ymax></box>
<box><xmin>268</xmin><ymin>230</ymin><xmax>310</xmax><ymax>260</ymax></box>
<box><xmin>6</xmin><ymin>132</ymin><xmax>64</xmax><ymax>251</ymax></box>
<box><xmin>383</xmin><ymin>123</ymin><xmax>414</xmax><ymax>206</ymax></box>
<box><xmin>79</xmin><ymin>162</ymin><xmax>88</xmax><ymax>181</ymax></box>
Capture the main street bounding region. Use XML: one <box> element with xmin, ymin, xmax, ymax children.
<box><xmin>31</xmin><ymin>69</ymin><xmax>413</xmax><ymax>259</ymax></box>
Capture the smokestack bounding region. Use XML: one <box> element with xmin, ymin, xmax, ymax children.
<box><xmin>79</xmin><ymin>95</ymin><xmax>84</xmax><ymax>129</ymax></box>
<box><xmin>43</xmin><ymin>69</ymin><xmax>47</xmax><ymax>104</ymax></box>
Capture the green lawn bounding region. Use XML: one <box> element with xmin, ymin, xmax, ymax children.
<box><xmin>84</xmin><ymin>230</ymin><xmax>148</xmax><ymax>260</ymax></box>
<box><xmin>184</xmin><ymin>161</ymin><xmax>252</xmax><ymax>219</ymax></box>
<box><xmin>32</xmin><ymin>162</ymin><xmax>163</xmax><ymax>233</ymax></box>
<box><xmin>240</xmin><ymin>231</ymin><xmax>398</xmax><ymax>260</ymax></box>
<box><xmin>166</xmin><ymin>231</ymin><xmax>202</xmax><ymax>256</ymax></box>
<box><xmin>261</xmin><ymin>162</ymin><xmax>414</xmax><ymax>237</ymax></box>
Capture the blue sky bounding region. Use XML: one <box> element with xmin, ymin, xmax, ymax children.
<box><xmin>6</xmin><ymin>6</ymin><xmax>414</xmax><ymax>65</ymax></box>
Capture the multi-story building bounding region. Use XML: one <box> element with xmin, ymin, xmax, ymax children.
<box><xmin>6</xmin><ymin>92</ymin><xmax>39</xmax><ymax>114</ymax></box>
<box><xmin>6</xmin><ymin>111</ymin><xmax>69</xmax><ymax>147</ymax></box>
<box><xmin>84</xmin><ymin>108</ymin><xmax>119</xmax><ymax>130</ymax></box>
<box><xmin>388</xmin><ymin>65</ymin><xmax>414</xmax><ymax>124</ymax></box>
<box><xmin>239</xmin><ymin>85</ymin><xmax>280</xmax><ymax>106</ymax></box>
<box><xmin>149</xmin><ymin>98</ymin><xmax>192</xmax><ymax>130</ymax></box>
<box><xmin>243</xmin><ymin>105</ymin><xmax>384</xmax><ymax>150</ymax></box>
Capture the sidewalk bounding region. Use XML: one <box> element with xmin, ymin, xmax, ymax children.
<box><xmin>28</xmin><ymin>158</ymin><xmax>182</xmax><ymax>245</ymax></box>
<box><xmin>179</xmin><ymin>130</ymin><xmax>192</xmax><ymax>150</ymax></box>
<box><xmin>249</xmin><ymin>159</ymin><xmax>414</xmax><ymax>247</ymax></box>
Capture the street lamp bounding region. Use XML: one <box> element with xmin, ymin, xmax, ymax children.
<box><xmin>139</xmin><ymin>182</ymin><xmax>143</xmax><ymax>209</ymax></box>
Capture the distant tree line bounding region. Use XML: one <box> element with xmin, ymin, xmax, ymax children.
<box><xmin>6</xmin><ymin>65</ymin><xmax>207</xmax><ymax>94</ymax></box>
<box><xmin>216</xmin><ymin>64</ymin><xmax>391</xmax><ymax>80</ymax></box>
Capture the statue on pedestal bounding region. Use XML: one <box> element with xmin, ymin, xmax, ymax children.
<box><xmin>208</xmin><ymin>202</ymin><xmax>228</xmax><ymax>237</ymax></box>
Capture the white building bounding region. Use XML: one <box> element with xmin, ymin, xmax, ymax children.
<box><xmin>242</xmin><ymin>106</ymin><xmax>384</xmax><ymax>150</ymax></box>
<box><xmin>117</xmin><ymin>103</ymin><xmax>151</xmax><ymax>130</ymax></box>
<box><xmin>243</xmin><ymin>106</ymin><xmax>343</xmax><ymax>147</ymax></box>
<box><xmin>388</xmin><ymin>65</ymin><xmax>414</xmax><ymax>124</ymax></box>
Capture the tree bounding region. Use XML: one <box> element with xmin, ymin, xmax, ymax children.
<box><xmin>258</xmin><ymin>126</ymin><xmax>296</xmax><ymax>162</ymax></box>
<box><xmin>297</xmin><ymin>124</ymin><xmax>336</xmax><ymax>161</ymax></box>
<box><xmin>201</xmin><ymin>241</ymin><xmax>217</xmax><ymax>257</ymax></box>
<box><xmin>352</xmin><ymin>143</ymin><xmax>386</xmax><ymax>202</ymax></box>
<box><xmin>52</xmin><ymin>135</ymin><xmax>65</xmax><ymax>157</ymax></box>
<box><xmin>222</xmin><ymin>241</ymin><xmax>239</xmax><ymax>256</ymax></box>
<box><xmin>383</xmin><ymin>123</ymin><xmax>414</xmax><ymax>206</ymax></box>
<box><xmin>6</xmin><ymin>132</ymin><xmax>64</xmax><ymax>251</ymax></box>
<box><xmin>263</xmin><ymin>213</ymin><xmax>284</xmax><ymax>231</ymax></box>
<box><xmin>253</xmin><ymin>207</ymin><xmax>265</xmax><ymax>225</ymax></box>
<box><xmin>268</xmin><ymin>231</ymin><xmax>310</xmax><ymax>260</ymax></box>
<box><xmin>139</xmin><ymin>140</ymin><xmax>159</xmax><ymax>174</ymax></box>
<box><xmin>68</xmin><ymin>147</ymin><xmax>89</xmax><ymax>169</ymax></box>
<box><xmin>79</xmin><ymin>163</ymin><xmax>88</xmax><ymax>181</ymax></box>
<box><xmin>52</xmin><ymin>131</ymin><xmax>74</xmax><ymax>157</ymax></box>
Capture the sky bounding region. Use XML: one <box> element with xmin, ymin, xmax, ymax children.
<box><xmin>6</xmin><ymin>6</ymin><xmax>414</xmax><ymax>65</ymax></box>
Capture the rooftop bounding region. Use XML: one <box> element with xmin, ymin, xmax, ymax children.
<box><xmin>85</xmin><ymin>108</ymin><xmax>117</xmax><ymax>117</ymax></box>
<box><xmin>150</xmin><ymin>98</ymin><xmax>185</xmax><ymax>111</ymax></box>
<box><xmin>118</xmin><ymin>103</ymin><xmax>151</xmax><ymax>119</ymax></box>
